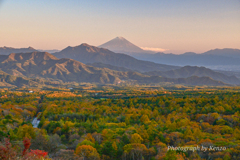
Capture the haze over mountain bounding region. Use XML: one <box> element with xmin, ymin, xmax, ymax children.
<box><xmin>0</xmin><ymin>46</ymin><xmax>37</xmax><ymax>55</ymax></box>
<box><xmin>0</xmin><ymin>46</ymin><xmax>61</xmax><ymax>55</ymax></box>
<box><xmin>87</xmin><ymin>63</ymin><xmax>240</xmax><ymax>85</ymax></box>
<box><xmin>98</xmin><ymin>37</ymin><xmax>151</xmax><ymax>54</ymax></box>
<box><xmin>131</xmin><ymin>49</ymin><xmax>240</xmax><ymax>71</ymax></box>
<box><xmin>38</xmin><ymin>49</ymin><xmax>60</xmax><ymax>53</ymax></box>
<box><xmin>97</xmin><ymin>37</ymin><xmax>240</xmax><ymax>71</ymax></box>
<box><xmin>87</xmin><ymin>62</ymin><xmax>132</xmax><ymax>72</ymax></box>
<box><xmin>145</xmin><ymin>66</ymin><xmax>240</xmax><ymax>85</ymax></box>
<box><xmin>0</xmin><ymin>52</ymin><xmax>231</xmax><ymax>86</ymax></box>
<box><xmin>137</xmin><ymin>76</ymin><xmax>227</xmax><ymax>86</ymax></box>
<box><xmin>202</xmin><ymin>48</ymin><xmax>240</xmax><ymax>58</ymax></box>
<box><xmin>53</xmin><ymin>43</ymin><xmax>178</xmax><ymax>72</ymax></box>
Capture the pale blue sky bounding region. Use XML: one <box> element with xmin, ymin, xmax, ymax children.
<box><xmin>0</xmin><ymin>0</ymin><xmax>239</xmax><ymax>53</ymax></box>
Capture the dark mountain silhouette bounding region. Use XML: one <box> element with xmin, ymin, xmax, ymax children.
<box><xmin>145</xmin><ymin>66</ymin><xmax>240</xmax><ymax>85</ymax></box>
<box><xmin>0</xmin><ymin>52</ymin><xmax>230</xmax><ymax>86</ymax></box>
<box><xmin>53</xmin><ymin>43</ymin><xmax>178</xmax><ymax>72</ymax></box>
<box><xmin>0</xmin><ymin>46</ymin><xmax>37</xmax><ymax>55</ymax></box>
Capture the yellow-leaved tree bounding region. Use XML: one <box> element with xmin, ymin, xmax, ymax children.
<box><xmin>140</xmin><ymin>115</ymin><xmax>150</xmax><ymax>124</ymax></box>
<box><xmin>75</xmin><ymin>145</ymin><xmax>100</xmax><ymax>160</ymax></box>
<box><xmin>17</xmin><ymin>124</ymin><xmax>36</xmax><ymax>139</ymax></box>
<box><xmin>130</xmin><ymin>133</ymin><xmax>143</xmax><ymax>144</ymax></box>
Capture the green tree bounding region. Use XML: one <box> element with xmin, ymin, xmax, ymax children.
<box><xmin>101</xmin><ymin>141</ymin><xmax>116</xmax><ymax>159</ymax></box>
<box><xmin>164</xmin><ymin>150</ymin><xmax>177</xmax><ymax>160</ymax></box>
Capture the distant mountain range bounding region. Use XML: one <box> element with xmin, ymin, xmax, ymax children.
<box><xmin>0</xmin><ymin>46</ymin><xmax>60</xmax><ymax>54</ymax></box>
<box><xmin>38</xmin><ymin>49</ymin><xmax>60</xmax><ymax>53</ymax></box>
<box><xmin>96</xmin><ymin>37</ymin><xmax>240</xmax><ymax>71</ymax></box>
<box><xmin>145</xmin><ymin>66</ymin><xmax>240</xmax><ymax>85</ymax></box>
<box><xmin>86</xmin><ymin>63</ymin><xmax>240</xmax><ymax>85</ymax></box>
<box><xmin>2</xmin><ymin>38</ymin><xmax>240</xmax><ymax>70</ymax></box>
<box><xmin>0</xmin><ymin>46</ymin><xmax>37</xmax><ymax>55</ymax></box>
<box><xmin>130</xmin><ymin>49</ymin><xmax>240</xmax><ymax>67</ymax></box>
<box><xmin>1</xmin><ymin>39</ymin><xmax>240</xmax><ymax>86</ymax></box>
<box><xmin>203</xmin><ymin>48</ymin><xmax>240</xmax><ymax>58</ymax></box>
<box><xmin>52</xmin><ymin>43</ymin><xmax>178</xmax><ymax>72</ymax></box>
<box><xmin>0</xmin><ymin>51</ymin><xmax>232</xmax><ymax>86</ymax></box>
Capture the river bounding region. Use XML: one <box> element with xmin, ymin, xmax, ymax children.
<box><xmin>32</xmin><ymin>117</ymin><xmax>40</xmax><ymax>128</ymax></box>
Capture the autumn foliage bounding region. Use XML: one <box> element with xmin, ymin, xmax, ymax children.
<box><xmin>0</xmin><ymin>137</ymin><xmax>48</xmax><ymax>160</ymax></box>
<box><xmin>75</xmin><ymin>145</ymin><xmax>100</xmax><ymax>159</ymax></box>
<box><xmin>1</xmin><ymin>89</ymin><xmax>240</xmax><ymax>159</ymax></box>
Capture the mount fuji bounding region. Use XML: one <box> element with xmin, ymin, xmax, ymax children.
<box><xmin>99</xmin><ymin>37</ymin><xmax>153</xmax><ymax>54</ymax></box>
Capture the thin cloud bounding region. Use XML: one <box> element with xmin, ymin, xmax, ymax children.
<box><xmin>141</xmin><ymin>47</ymin><xmax>168</xmax><ymax>52</ymax></box>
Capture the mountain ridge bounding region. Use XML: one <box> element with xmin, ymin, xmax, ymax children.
<box><xmin>130</xmin><ymin>48</ymin><xmax>240</xmax><ymax>68</ymax></box>
<box><xmin>145</xmin><ymin>66</ymin><xmax>240</xmax><ymax>85</ymax></box>
<box><xmin>0</xmin><ymin>52</ymin><xmax>126</xmax><ymax>84</ymax></box>
<box><xmin>0</xmin><ymin>52</ymin><xmax>230</xmax><ymax>86</ymax></box>
<box><xmin>0</xmin><ymin>46</ymin><xmax>37</xmax><ymax>55</ymax></box>
<box><xmin>53</xmin><ymin>43</ymin><xmax>178</xmax><ymax>72</ymax></box>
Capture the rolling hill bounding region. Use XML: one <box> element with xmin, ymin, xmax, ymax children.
<box><xmin>0</xmin><ymin>70</ymin><xmax>62</xmax><ymax>88</ymax></box>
